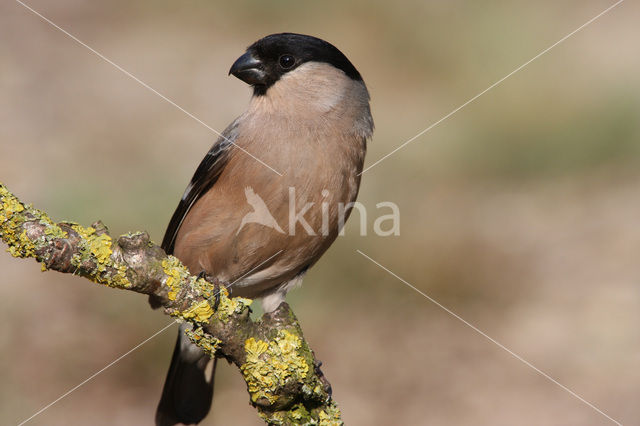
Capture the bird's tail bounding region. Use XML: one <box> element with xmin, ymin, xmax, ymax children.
<box><xmin>156</xmin><ymin>325</ymin><xmax>216</xmax><ymax>426</ymax></box>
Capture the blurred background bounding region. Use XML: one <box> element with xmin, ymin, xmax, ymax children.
<box><xmin>1</xmin><ymin>0</ymin><xmax>639</xmax><ymax>424</ymax></box>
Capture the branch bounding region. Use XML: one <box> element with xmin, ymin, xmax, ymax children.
<box><xmin>0</xmin><ymin>183</ymin><xmax>341</xmax><ymax>425</ymax></box>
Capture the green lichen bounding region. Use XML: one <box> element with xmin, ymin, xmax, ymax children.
<box><xmin>316</xmin><ymin>403</ymin><xmax>343</xmax><ymax>425</ymax></box>
<box><xmin>261</xmin><ymin>402</ymin><xmax>343</xmax><ymax>425</ymax></box>
<box><xmin>44</xmin><ymin>225</ymin><xmax>68</xmax><ymax>239</ymax></box>
<box><xmin>265</xmin><ymin>403</ymin><xmax>311</xmax><ymax>425</ymax></box>
<box><xmin>288</xmin><ymin>403</ymin><xmax>312</xmax><ymax>423</ymax></box>
<box><xmin>241</xmin><ymin>329</ymin><xmax>310</xmax><ymax>405</ymax></box>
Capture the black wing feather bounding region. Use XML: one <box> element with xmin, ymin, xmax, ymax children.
<box><xmin>161</xmin><ymin>120</ymin><xmax>239</xmax><ymax>255</ymax></box>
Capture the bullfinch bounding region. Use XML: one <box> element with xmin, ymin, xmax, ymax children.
<box><xmin>154</xmin><ymin>33</ymin><xmax>373</xmax><ymax>425</ymax></box>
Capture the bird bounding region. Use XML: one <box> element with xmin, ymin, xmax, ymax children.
<box><xmin>236</xmin><ymin>186</ymin><xmax>285</xmax><ymax>235</ymax></box>
<box><xmin>153</xmin><ymin>32</ymin><xmax>373</xmax><ymax>425</ymax></box>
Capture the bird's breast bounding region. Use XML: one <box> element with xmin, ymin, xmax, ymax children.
<box><xmin>174</xmin><ymin>81</ymin><xmax>371</xmax><ymax>296</ymax></box>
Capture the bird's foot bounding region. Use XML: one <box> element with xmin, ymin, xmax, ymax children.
<box><xmin>196</xmin><ymin>270</ymin><xmax>222</xmax><ymax>312</ymax></box>
<box><xmin>314</xmin><ymin>359</ymin><xmax>332</xmax><ymax>396</ymax></box>
<box><xmin>212</xmin><ymin>281</ymin><xmax>222</xmax><ymax>311</ymax></box>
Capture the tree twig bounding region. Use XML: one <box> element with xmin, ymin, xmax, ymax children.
<box><xmin>0</xmin><ymin>183</ymin><xmax>341</xmax><ymax>425</ymax></box>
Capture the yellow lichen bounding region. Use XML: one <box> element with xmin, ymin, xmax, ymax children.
<box><xmin>192</xmin><ymin>276</ymin><xmax>215</xmax><ymax>299</ymax></box>
<box><xmin>317</xmin><ymin>404</ymin><xmax>343</xmax><ymax>426</ymax></box>
<box><xmin>246</xmin><ymin>337</ymin><xmax>270</xmax><ymax>359</ymax></box>
<box><xmin>71</xmin><ymin>225</ymin><xmax>112</xmax><ymax>266</ymax></box>
<box><xmin>68</xmin><ymin>224</ymin><xmax>131</xmax><ymax>289</ymax></box>
<box><xmin>214</xmin><ymin>285</ymin><xmax>252</xmax><ymax>320</ymax></box>
<box><xmin>0</xmin><ymin>185</ymin><xmax>24</xmax><ymax>224</ymax></box>
<box><xmin>0</xmin><ymin>186</ymin><xmax>31</xmax><ymax>257</ymax></box>
<box><xmin>7</xmin><ymin>229</ymin><xmax>37</xmax><ymax>258</ymax></box>
<box><xmin>160</xmin><ymin>257</ymin><xmax>253</xmax><ymax>326</ymax></box>
<box><xmin>1</xmin><ymin>184</ymin><xmax>130</xmax><ymax>288</ymax></box>
<box><xmin>290</xmin><ymin>403</ymin><xmax>309</xmax><ymax>421</ymax></box>
<box><xmin>260</xmin><ymin>402</ymin><xmax>343</xmax><ymax>425</ymax></box>
<box><xmin>241</xmin><ymin>329</ymin><xmax>310</xmax><ymax>404</ymax></box>
<box><xmin>0</xmin><ymin>186</ymin><xmax>64</xmax><ymax>260</ymax></box>
<box><xmin>114</xmin><ymin>265</ymin><xmax>131</xmax><ymax>288</ymax></box>
<box><xmin>161</xmin><ymin>256</ymin><xmax>188</xmax><ymax>301</ymax></box>
<box><xmin>183</xmin><ymin>300</ymin><xmax>215</xmax><ymax>323</ymax></box>
<box><xmin>185</xmin><ymin>326</ymin><xmax>220</xmax><ymax>358</ymax></box>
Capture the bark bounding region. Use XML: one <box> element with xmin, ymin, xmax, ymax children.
<box><xmin>0</xmin><ymin>183</ymin><xmax>341</xmax><ymax>425</ymax></box>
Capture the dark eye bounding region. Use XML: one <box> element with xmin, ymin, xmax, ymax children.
<box><xmin>279</xmin><ymin>55</ymin><xmax>295</xmax><ymax>69</ymax></box>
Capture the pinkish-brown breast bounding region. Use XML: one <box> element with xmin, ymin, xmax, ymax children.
<box><xmin>173</xmin><ymin>62</ymin><xmax>373</xmax><ymax>298</ymax></box>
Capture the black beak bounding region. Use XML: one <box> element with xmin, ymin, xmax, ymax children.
<box><xmin>229</xmin><ymin>52</ymin><xmax>265</xmax><ymax>85</ymax></box>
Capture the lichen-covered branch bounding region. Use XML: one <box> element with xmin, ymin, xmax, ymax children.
<box><xmin>0</xmin><ymin>183</ymin><xmax>341</xmax><ymax>425</ymax></box>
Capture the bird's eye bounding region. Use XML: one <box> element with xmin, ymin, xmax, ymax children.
<box><xmin>279</xmin><ymin>55</ymin><xmax>295</xmax><ymax>69</ymax></box>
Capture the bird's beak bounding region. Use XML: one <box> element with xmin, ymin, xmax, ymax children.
<box><xmin>229</xmin><ymin>52</ymin><xmax>266</xmax><ymax>85</ymax></box>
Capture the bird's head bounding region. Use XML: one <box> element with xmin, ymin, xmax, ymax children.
<box><xmin>229</xmin><ymin>33</ymin><xmax>363</xmax><ymax>97</ymax></box>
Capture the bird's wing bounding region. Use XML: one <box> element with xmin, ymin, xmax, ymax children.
<box><xmin>161</xmin><ymin>119</ymin><xmax>240</xmax><ymax>255</ymax></box>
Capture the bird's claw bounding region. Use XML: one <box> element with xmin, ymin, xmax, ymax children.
<box><xmin>196</xmin><ymin>270</ymin><xmax>222</xmax><ymax>312</ymax></box>
<box><xmin>213</xmin><ymin>282</ymin><xmax>222</xmax><ymax>312</ymax></box>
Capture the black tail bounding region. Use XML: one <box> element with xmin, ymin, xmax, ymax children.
<box><xmin>156</xmin><ymin>325</ymin><xmax>216</xmax><ymax>426</ymax></box>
